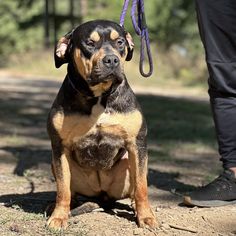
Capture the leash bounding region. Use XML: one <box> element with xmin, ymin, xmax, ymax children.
<box><xmin>119</xmin><ymin>0</ymin><xmax>153</xmax><ymax>78</ymax></box>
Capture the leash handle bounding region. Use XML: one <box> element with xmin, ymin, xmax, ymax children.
<box><xmin>140</xmin><ymin>28</ymin><xmax>153</xmax><ymax>77</ymax></box>
<box><xmin>120</xmin><ymin>0</ymin><xmax>153</xmax><ymax>78</ymax></box>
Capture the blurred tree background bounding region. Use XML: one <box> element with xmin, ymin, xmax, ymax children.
<box><xmin>0</xmin><ymin>0</ymin><xmax>207</xmax><ymax>87</ymax></box>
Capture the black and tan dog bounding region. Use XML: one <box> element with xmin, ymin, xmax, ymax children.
<box><xmin>47</xmin><ymin>20</ymin><xmax>157</xmax><ymax>230</ymax></box>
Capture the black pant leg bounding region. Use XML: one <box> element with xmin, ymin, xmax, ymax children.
<box><xmin>195</xmin><ymin>0</ymin><xmax>236</xmax><ymax>168</ymax></box>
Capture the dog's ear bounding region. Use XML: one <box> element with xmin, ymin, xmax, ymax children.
<box><xmin>54</xmin><ymin>31</ymin><xmax>73</xmax><ymax>68</ymax></box>
<box><xmin>125</xmin><ymin>32</ymin><xmax>134</xmax><ymax>61</ymax></box>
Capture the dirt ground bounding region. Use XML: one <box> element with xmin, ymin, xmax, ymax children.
<box><xmin>0</xmin><ymin>73</ymin><xmax>236</xmax><ymax>236</ymax></box>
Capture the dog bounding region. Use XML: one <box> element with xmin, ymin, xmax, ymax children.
<box><xmin>47</xmin><ymin>20</ymin><xmax>157</xmax><ymax>230</ymax></box>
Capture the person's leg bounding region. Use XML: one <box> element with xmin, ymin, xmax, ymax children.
<box><xmin>184</xmin><ymin>0</ymin><xmax>236</xmax><ymax>207</ymax></box>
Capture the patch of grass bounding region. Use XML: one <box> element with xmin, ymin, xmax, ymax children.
<box><xmin>6</xmin><ymin>50</ymin><xmax>66</xmax><ymax>79</ymax></box>
<box><xmin>0</xmin><ymin>218</ymin><xmax>11</xmax><ymax>225</ymax></box>
<box><xmin>45</xmin><ymin>224</ymin><xmax>87</xmax><ymax>236</ymax></box>
<box><xmin>22</xmin><ymin>213</ymin><xmax>43</xmax><ymax>222</ymax></box>
<box><xmin>45</xmin><ymin>227</ymin><xmax>65</xmax><ymax>236</ymax></box>
<box><xmin>149</xmin><ymin>148</ymin><xmax>173</xmax><ymax>163</ymax></box>
<box><xmin>11</xmin><ymin>204</ymin><xmax>22</xmax><ymax>211</ymax></box>
<box><xmin>2</xmin><ymin>134</ymin><xmax>27</xmax><ymax>146</ymax></box>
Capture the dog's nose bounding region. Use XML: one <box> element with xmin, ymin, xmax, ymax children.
<box><xmin>102</xmin><ymin>55</ymin><xmax>120</xmax><ymax>68</ymax></box>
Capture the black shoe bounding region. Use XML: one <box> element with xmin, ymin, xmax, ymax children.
<box><xmin>183</xmin><ymin>169</ymin><xmax>236</xmax><ymax>207</ymax></box>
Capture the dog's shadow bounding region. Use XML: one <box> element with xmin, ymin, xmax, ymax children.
<box><xmin>0</xmin><ymin>191</ymin><xmax>136</xmax><ymax>223</ymax></box>
<box><xmin>0</xmin><ymin>191</ymin><xmax>55</xmax><ymax>214</ymax></box>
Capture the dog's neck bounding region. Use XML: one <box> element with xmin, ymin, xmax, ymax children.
<box><xmin>67</xmin><ymin>63</ymin><xmax>94</xmax><ymax>97</ymax></box>
<box><xmin>64</xmin><ymin>62</ymin><xmax>135</xmax><ymax>113</ymax></box>
<box><xmin>66</xmin><ymin>62</ymin><xmax>123</xmax><ymax>98</ymax></box>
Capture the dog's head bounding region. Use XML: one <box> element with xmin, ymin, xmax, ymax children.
<box><xmin>55</xmin><ymin>20</ymin><xmax>134</xmax><ymax>90</ymax></box>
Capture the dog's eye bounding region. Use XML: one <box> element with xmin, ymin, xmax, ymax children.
<box><xmin>116</xmin><ymin>38</ymin><xmax>125</xmax><ymax>48</ymax></box>
<box><xmin>86</xmin><ymin>40</ymin><xmax>95</xmax><ymax>48</ymax></box>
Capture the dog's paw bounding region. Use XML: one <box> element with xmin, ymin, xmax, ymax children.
<box><xmin>47</xmin><ymin>215</ymin><xmax>68</xmax><ymax>230</ymax></box>
<box><xmin>138</xmin><ymin>215</ymin><xmax>158</xmax><ymax>228</ymax></box>
<box><xmin>137</xmin><ymin>209</ymin><xmax>159</xmax><ymax>228</ymax></box>
<box><xmin>47</xmin><ymin>208</ymin><xmax>69</xmax><ymax>230</ymax></box>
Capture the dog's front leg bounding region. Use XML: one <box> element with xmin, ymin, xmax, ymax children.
<box><xmin>128</xmin><ymin>140</ymin><xmax>157</xmax><ymax>228</ymax></box>
<box><xmin>47</xmin><ymin>145</ymin><xmax>71</xmax><ymax>230</ymax></box>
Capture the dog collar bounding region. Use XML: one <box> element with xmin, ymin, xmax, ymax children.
<box><xmin>67</xmin><ymin>74</ymin><xmax>94</xmax><ymax>98</ymax></box>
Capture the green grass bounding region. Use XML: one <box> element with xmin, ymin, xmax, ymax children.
<box><xmin>2</xmin><ymin>134</ymin><xmax>27</xmax><ymax>146</ymax></box>
<box><xmin>6</xmin><ymin>50</ymin><xmax>66</xmax><ymax>79</ymax></box>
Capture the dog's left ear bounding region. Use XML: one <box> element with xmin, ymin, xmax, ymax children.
<box><xmin>125</xmin><ymin>32</ymin><xmax>134</xmax><ymax>61</ymax></box>
<box><xmin>54</xmin><ymin>31</ymin><xmax>73</xmax><ymax>68</ymax></box>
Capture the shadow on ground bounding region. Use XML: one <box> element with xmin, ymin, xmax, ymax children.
<box><xmin>0</xmin><ymin>190</ymin><xmax>137</xmax><ymax>222</ymax></box>
<box><xmin>0</xmin><ymin>191</ymin><xmax>56</xmax><ymax>214</ymax></box>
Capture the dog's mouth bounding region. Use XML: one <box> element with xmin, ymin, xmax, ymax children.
<box><xmin>88</xmin><ymin>67</ymin><xmax>123</xmax><ymax>86</ymax></box>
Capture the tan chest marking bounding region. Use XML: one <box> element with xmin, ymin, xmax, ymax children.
<box><xmin>97</xmin><ymin>110</ymin><xmax>143</xmax><ymax>138</ymax></box>
<box><xmin>51</xmin><ymin>101</ymin><xmax>104</xmax><ymax>144</ymax></box>
<box><xmin>52</xmin><ymin>105</ymin><xmax>142</xmax><ymax>145</ymax></box>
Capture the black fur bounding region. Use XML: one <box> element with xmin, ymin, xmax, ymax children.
<box><xmin>72</xmin><ymin>132</ymin><xmax>126</xmax><ymax>170</ymax></box>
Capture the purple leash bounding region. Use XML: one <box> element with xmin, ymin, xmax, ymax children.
<box><xmin>120</xmin><ymin>0</ymin><xmax>153</xmax><ymax>78</ymax></box>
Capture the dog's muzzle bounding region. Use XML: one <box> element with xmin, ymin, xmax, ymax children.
<box><xmin>89</xmin><ymin>54</ymin><xmax>123</xmax><ymax>85</ymax></box>
<box><xmin>102</xmin><ymin>55</ymin><xmax>120</xmax><ymax>70</ymax></box>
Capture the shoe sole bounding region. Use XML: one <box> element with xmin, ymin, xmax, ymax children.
<box><xmin>183</xmin><ymin>196</ymin><xmax>236</xmax><ymax>207</ymax></box>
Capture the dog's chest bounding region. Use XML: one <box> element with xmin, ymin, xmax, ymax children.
<box><xmin>51</xmin><ymin>100</ymin><xmax>143</xmax><ymax>146</ymax></box>
<box><xmin>52</xmin><ymin>100</ymin><xmax>104</xmax><ymax>143</ymax></box>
